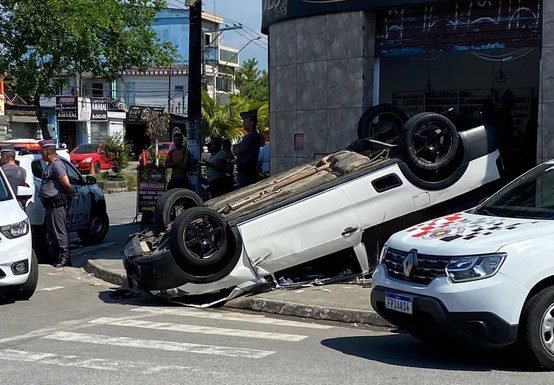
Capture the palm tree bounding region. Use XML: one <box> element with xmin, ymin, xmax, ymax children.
<box><xmin>201</xmin><ymin>91</ymin><xmax>243</xmax><ymax>140</ymax></box>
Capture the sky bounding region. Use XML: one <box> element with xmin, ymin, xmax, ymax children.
<box><xmin>204</xmin><ymin>0</ymin><xmax>268</xmax><ymax>70</ymax></box>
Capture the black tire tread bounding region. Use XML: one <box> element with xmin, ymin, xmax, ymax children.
<box><xmin>77</xmin><ymin>211</ymin><xmax>109</xmax><ymax>244</ymax></box>
<box><xmin>153</xmin><ymin>189</ymin><xmax>203</xmax><ymax>235</ymax></box>
<box><xmin>357</xmin><ymin>103</ymin><xmax>408</xmax><ymax>140</ymax></box>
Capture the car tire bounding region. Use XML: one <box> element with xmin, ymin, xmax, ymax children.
<box><xmin>169</xmin><ymin>207</ymin><xmax>239</xmax><ymax>283</ymax></box>
<box><xmin>10</xmin><ymin>251</ymin><xmax>38</xmax><ymax>301</ymax></box>
<box><xmin>357</xmin><ymin>103</ymin><xmax>408</xmax><ymax>142</ymax></box>
<box><xmin>400</xmin><ymin>112</ymin><xmax>459</xmax><ymax>172</ymax></box>
<box><xmin>77</xmin><ymin>211</ymin><xmax>109</xmax><ymax>244</ymax></box>
<box><xmin>153</xmin><ymin>189</ymin><xmax>203</xmax><ymax>235</ymax></box>
<box><xmin>94</xmin><ymin>162</ymin><xmax>101</xmax><ymax>174</ymax></box>
<box><xmin>519</xmin><ymin>286</ymin><xmax>554</xmax><ymax>370</ymax></box>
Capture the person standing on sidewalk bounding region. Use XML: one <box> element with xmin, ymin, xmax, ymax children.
<box><xmin>39</xmin><ymin>140</ymin><xmax>74</xmax><ymax>268</ymax></box>
<box><xmin>165</xmin><ymin>132</ymin><xmax>191</xmax><ymax>190</ymax></box>
<box><xmin>233</xmin><ymin>109</ymin><xmax>263</xmax><ymax>188</ymax></box>
<box><xmin>1</xmin><ymin>147</ymin><xmax>27</xmax><ymax>194</ymax></box>
<box><xmin>203</xmin><ymin>138</ymin><xmax>228</xmax><ymax>198</ymax></box>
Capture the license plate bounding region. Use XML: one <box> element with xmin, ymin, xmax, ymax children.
<box><xmin>385</xmin><ymin>293</ymin><xmax>413</xmax><ymax>315</ymax></box>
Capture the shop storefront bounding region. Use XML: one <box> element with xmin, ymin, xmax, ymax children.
<box><xmin>263</xmin><ymin>0</ymin><xmax>549</xmax><ymax>176</ymax></box>
<box><xmin>56</xmin><ymin>96</ymin><xmax>123</xmax><ymax>150</ymax></box>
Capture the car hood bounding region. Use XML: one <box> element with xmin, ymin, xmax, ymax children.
<box><xmin>387</xmin><ymin>211</ymin><xmax>554</xmax><ymax>255</ymax></box>
<box><xmin>0</xmin><ymin>199</ymin><xmax>27</xmax><ymax>226</ymax></box>
<box><xmin>70</xmin><ymin>153</ymin><xmax>94</xmax><ymax>161</ymax></box>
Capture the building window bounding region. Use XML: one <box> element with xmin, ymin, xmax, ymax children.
<box><xmin>175</xmin><ymin>85</ymin><xmax>184</xmax><ymax>94</ymax></box>
<box><xmin>125</xmin><ymin>82</ymin><xmax>135</xmax><ymax>106</ymax></box>
<box><xmin>204</xmin><ymin>33</ymin><xmax>212</xmax><ymax>47</ymax></box>
<box><xmin>216</xmin><ymin>77</ymin><xmax>233</xmax><ymax>93</ymax></box>
<box><xmin>92</xmin><ymin>83</ymin><xmax>104</xmax><ymax>97</ymax></box>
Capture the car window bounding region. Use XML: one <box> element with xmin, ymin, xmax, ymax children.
<box><xmin>61</xmin><ymin>160</ymin><xmax>83</xmax><ymax>184</ymax></box>
<box><xmin>0</xmin><ymin>172</ymin><xmax>12</xmax><ymax>201</ymax></box>
<box><xmin>31</xmin><ymin>160</ymin><xmax>44</xmax><ymax>179</ymax></box>
<box><xmin>477</xmin><ymin>164</ymin><xmax>554</xmax><ymax>219</ymax></box>
<box><xmin>73</xmin><ymin>144</ymin><xmax>99</xmax><ymax>154</ymax></box>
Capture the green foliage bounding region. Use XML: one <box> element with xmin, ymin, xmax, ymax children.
<box><xmin>234</xmin><ymin>59</ymin><xmax>269</xmax><ymax>104</ymax></box>
<box><xmin>101</xmin><ymin>136</ymin><xmax>130</xmax><ymax>175</ymax></box>
<box><xmin>201</xmin><ymin>91</ymin><xmax>244</xmax><ymax>140</ymax></box>
<box><xmin>0</xmin><ymin>0</ymin><xmax>175</xmax><ymax>138</ymax></box>
<box><xmin>124</xmin><ymin>172</ymin><xmax>138</xmax><ymax>191</ymax></box>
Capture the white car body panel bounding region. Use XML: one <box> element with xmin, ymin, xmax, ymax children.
<box><xmin>0</xmin><ymin>170</ymin><xmax>32</xmax><ymax>287</ymax></box>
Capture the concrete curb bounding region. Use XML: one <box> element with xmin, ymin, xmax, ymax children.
<box><xmin>83</xmin><ymin>260</ymin><xmax>127</xmax><ymax>287</ymax></box>
<box><xmin>225</xmin><ymin>296</ymin><xmax>391</xmax><ymax>327</ymax></box>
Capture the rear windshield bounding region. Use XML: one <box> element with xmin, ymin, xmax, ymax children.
<box><xmin>73</xmin><ymin>144</ymin><xmax>98</xmax><ymax>154</ymax></box>
<box><xmin>0</xmin><ymin>172</ymin><xmax>12</xmax><ymax>201</ymax></box>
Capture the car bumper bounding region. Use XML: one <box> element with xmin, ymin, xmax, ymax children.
<box><xmin>371</xmin><ymin>265</ymin><xmax>524</xmax><ymax>347</ymax></box>
<box><xmin>0</xmin><ymin>233</ymin><xmax>32</xmax><ymax>288</ymax></box>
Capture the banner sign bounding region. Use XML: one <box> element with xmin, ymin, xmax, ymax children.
<box><xmin>127</xmin><ymin>105</ymin><xmax>165</xmax><ymax>124</ymax></box>
<box><xmin>137</xmin><ymin>165</ymin><xmax>166</xmax><ymax>214</ymax></box>
<box><xmin>56</xmin><ymin>96</ymin><xmax>78</xmax><ymax>121</ymax></box>
<box><xmin>262</xmin><ymin>0</ymin><xmax>456</xmax><ymax>31</ymax></box>
<box><xmin>91</xmin><ymin>98</ymin><xmax>109</xmax><ymax>122</ymax></box>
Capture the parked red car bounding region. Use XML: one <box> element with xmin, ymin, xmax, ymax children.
<box><xmin>70</xmin><ymin>143</ymin><xmax>113</xmax><ymax>173</ymax></box>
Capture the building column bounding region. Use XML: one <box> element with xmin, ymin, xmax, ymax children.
<box><xmin>538</xmin><ymin>2</ymin><xmax>554</xmax><ymax>163</ymax></box>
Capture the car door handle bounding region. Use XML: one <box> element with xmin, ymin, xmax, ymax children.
<box><xmin>342</xmin><ymin>227</ymin><xmax>359</xmax><ymax>236</ymax></box>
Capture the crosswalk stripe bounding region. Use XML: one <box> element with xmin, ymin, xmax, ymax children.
<box><xmin>43</xmin><ymin>332</ymin><xmax>275</xmax><ymax>359</ymax></box>
<box><xmin>0</xmin><ymin>349</ymin><xmax>207</xmax><ymax>374</ymax></box>
<box><xmin>88</xmin><ymin>317</ymin><xmax>308</xmax><ymax>342</ymax></box>
<box><xmin>130</xmin><ymin>307</ymin><xmax>333</xmax><ymax>330</ymax></box>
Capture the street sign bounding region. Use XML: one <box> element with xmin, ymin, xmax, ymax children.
<box><xmin>136</xmin><ymin>165</ymin><xmax>167</xmax><ymax>215</ymax></box>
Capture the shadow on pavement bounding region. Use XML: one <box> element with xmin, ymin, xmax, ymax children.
<box><xmin>69</xmin><ymin>223</ymin><xmax>140</xmax><ymax>268</ymax></box>
<box><xmin>321</xmin><ymin>334</ymin><xmax>534</xmax><ymax>372</ymax></box>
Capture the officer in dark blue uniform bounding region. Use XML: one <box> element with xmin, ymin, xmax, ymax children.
<box><xmin>39</xmin><ymin>140</ymin><xmax>74</xmax><ymax>268</ymax></box>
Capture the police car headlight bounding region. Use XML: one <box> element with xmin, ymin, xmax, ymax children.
<box><xmin>446</xmin><ymin>254</ymin><xmax>506</xmax><ymax>283</ymax></box>
<box><xmin>83</xmin><ymin>157</ymin><xmax>93</xmax><ymax>163</ymax></box>
<box><xmin>1</xmin><ymin>219</ymin><xmax>30</xmax><ymax>239</ymax></box>
<box><xmin>378</xmin><ymin>245</ymin><xmax>389</xmax><ymax>264</ymax></box>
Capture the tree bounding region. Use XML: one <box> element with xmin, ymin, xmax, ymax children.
<box><xmin>234</xmin><ymin>59</ymin><xmax>268</xmax><ymax>104</ymax></box>
<box><xmin>146</xmin><ymin>113</ymin><xmax>171</xmax><ymax>166</ymax></box>
<box><xmin>0</xmin><ymin>0</ymin><xmax>174</xmax><ymax>139</ymax></box>
<box><xmin>201</xmin><ymin>91</ymin><xmax>243</xmax><ymax>140</ymax></box>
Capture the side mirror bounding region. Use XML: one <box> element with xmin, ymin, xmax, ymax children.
<box><xmin>17</xmin><ymin>185</ymin><xmax>33</xmax><ymax>200</ymax></box>
<box><xmin>85</xmin><ymin>176</ymin><xmax>97</xmax><ymax>185</ymax></box>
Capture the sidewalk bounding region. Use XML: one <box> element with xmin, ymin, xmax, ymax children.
<box><xmin>83</xmin><ymin>255</ymin><xmax>389</xmax><ymax>327</ymax></box>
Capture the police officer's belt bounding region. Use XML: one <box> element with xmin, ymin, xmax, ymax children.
<box><xmin>41</xmin><ymin>194</ymin><xmax>68</xmax><ymax>209</ymax></box>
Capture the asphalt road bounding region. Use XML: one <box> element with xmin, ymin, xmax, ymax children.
<box><xmin>1</xmin><ymin>192</ymin><xmax>553</xmax><ymax>384</ymax></box>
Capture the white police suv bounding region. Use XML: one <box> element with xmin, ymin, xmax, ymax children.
<box><xmin>371</xmin><ymin>160</ymin><xmax>554</xmax><ymax>369</ymax></box>
<box><xmin>0</xmin><ymin>168</ymin><xmax>37</xmax><ymax>301</ymax></box>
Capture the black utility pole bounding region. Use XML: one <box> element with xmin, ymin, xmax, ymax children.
<box><xmin>187</xmin><ymin>0</ymin><xmax>202</xmax><ymax>194</ymax></box>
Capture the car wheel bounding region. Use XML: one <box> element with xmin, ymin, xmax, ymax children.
<box><xmin>357</xmin><ymin>103</ymin><xmax>408</xmax><ymax>143</ymax></box>
<box><xmin>10</xmin><ymin>251</ymin><xmax>38</xmax><ymax>301</ymax></box>
<box><xmin>94</xmin><ymin>162</ymin><xmax>101</xmax><ymax>174</ymax></box>
<box><xmin>168</xmin><ymin>207</ymin><xmax>239</xmax><ymax>284</ymax></box>
<box><xmin>400</xmin><ymin>112</ymin><xmax>459</xmax><ymax>172</ymax></box>
<box><xmin>153</xmin><ymin>189</ymin><xmax>203</xmax><ymax>235</ymax></box>
<box><xmin>519</xmin><ymin>286</ymin><xmax>554</xmax><ymax>370</ymax></box>
<box><xmin>77</xmin><ymin>211</ymin><xmax>109</xmax><ymax>244</ymax></box>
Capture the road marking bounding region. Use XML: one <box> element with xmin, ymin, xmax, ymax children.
<box><xmin>38</xmin><ymin>286</ymin><xmax>65</xmax><ymax>291</ymax></box>
<box><xmin>130</xmin><ymin>307</ymin><xmax>333</xmax><ymax>330</ymax></box>
<box><xmin>0</xmin><ymin>349</ymin><xmax>206</xmax><ymax>374</ymax></box>
<box><xmin>43</xmin><ymin>332</ymin><xmax>275</xmax><ymax>359</ymax></box>
<box><xmin>88</xmin><ymin>317</ymin><xmax>308</xmax><ymax>342</ymax></box>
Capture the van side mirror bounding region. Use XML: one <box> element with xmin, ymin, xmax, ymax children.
<box><xmin>17</xmin><ymin>185</ymin><xmax>33</xmax><ymax>200</ymax></box>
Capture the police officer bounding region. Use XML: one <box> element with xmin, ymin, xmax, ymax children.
<box><xmin>1</xmin><ymin>146</ymin><xmax>27</xmax><ymax>196</ymax></box>
<box><xmin>39</xmin><ymin>140</ymin><xmax>74</xmax><ymax>268</ymax></box>
<box><xmin>233</xmin><ymin>109</ymin><xmax>263</xmax><ymax>188</ymax></box>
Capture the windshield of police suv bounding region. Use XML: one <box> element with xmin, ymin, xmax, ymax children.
<box><xmin>73</xmin><ymin>144</ymin><xmax>99</xmax><ymax>154</ymax></box>
<box><xmin>475</xmin><ymin>164</ymin><xmax>554</xmax><ymax>220</ymax></box>
<box><xmin>0</xmin><ymin>172</ymin><xmax>12</xmax><ymax>201</ymax></box>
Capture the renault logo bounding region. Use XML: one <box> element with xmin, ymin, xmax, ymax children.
<box><xmin>403</xmin><ymin>249</ymin><xmax>418</xmax><ymax>278</ymax></box>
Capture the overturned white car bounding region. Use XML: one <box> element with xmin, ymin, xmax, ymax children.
<box><xmin>123</xmin><ymin>112</ymin><xmax>503</xmax><ymax>303</ymax></box>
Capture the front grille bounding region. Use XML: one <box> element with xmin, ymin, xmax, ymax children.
<box><xmin>382</xmin><ymin>248</ymin><xmax>450</xmax><ymax>285</ymax></box>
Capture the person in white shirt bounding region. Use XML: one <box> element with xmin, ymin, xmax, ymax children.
<box><xmin>258</xmin><ymin>132</ymin><xmax>270</xmax><ymax>179</ymax></box>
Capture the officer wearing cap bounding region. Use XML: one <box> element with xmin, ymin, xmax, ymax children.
<box><xmin>1</xmin><ymin>146</ymin><xmax>27</xmax><ymax>197</ymax></box>
<box><xmin>39</xmin><ymin>140</ymin><xmax>74</xmax><ymax>268</ymax></box>
<box><xmin>233</xmin><ymin>109</ymin><xmax>263</xmax><ymax>188</ymax></box>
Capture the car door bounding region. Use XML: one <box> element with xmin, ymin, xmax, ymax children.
<box><xmin>237</xmin><ymin>187</ymin><xmax>362</xmax><ymax>275</ymax></box>
<box><xmin>62</xmin><ymin>160</ymin><xmax>92</xmax><ymax>231</ymax></box>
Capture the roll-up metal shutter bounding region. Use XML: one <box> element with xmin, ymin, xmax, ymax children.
<box><xmin>376</xmin><ymin>0</ymin><xmax>542</xmax><ymax>56</ymax></box>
